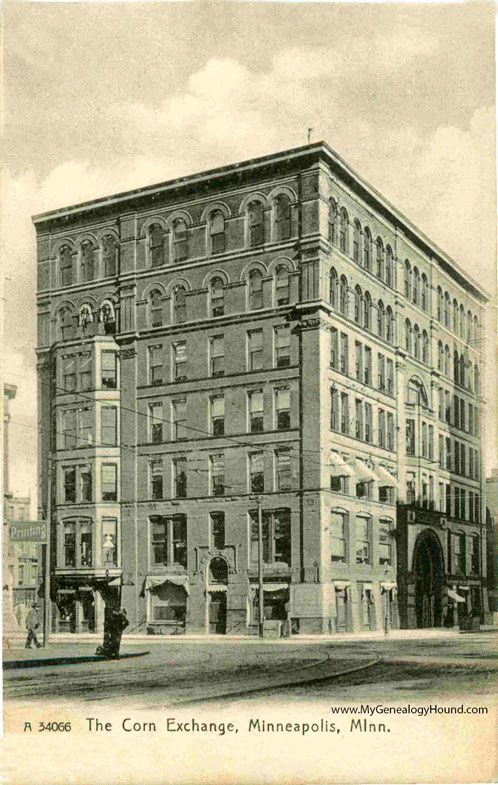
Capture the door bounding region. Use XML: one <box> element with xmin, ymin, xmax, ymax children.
<box><xmin>209</xmin><ymin>592</ymin><xmax>227</xmax><ymax>634</ymax></box>
<box><xmin>336</xmin><ymin>590</ymin><xmax>348</xmax><ymax>632</ymax></box>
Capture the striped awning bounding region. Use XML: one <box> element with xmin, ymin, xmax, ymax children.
<box><xmin>376</xmin><ymin>465</ymin><xmax>401</xmax><ymax>489</ymax></box>
<box><xmin>447</xmin><ymin>588</ymin><xmax>466</xmax><ymax>603</ymax></box>
<box><xmin>330</xmin><ymin>453</ymin><xmax>355</xmax><ymax>477</ymax></box>
<box><xmin>348</xmin><ymin>458</ymin><xmax>378</xmax><ymax>482</ymax></box>
<box><xmin>144</xmin><ymin>575</ymin><xmax>190</xmax><ymax>595</ymax></box>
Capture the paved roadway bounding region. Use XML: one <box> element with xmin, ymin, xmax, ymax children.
<box><xmin>4</xmin><ymin>632</ymin><xmax>497</xmax><ymax>707</ymax></box>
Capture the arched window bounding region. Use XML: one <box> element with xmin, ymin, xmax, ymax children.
<box><xmin>353</xmin><ymin>220</ymin><xmax>361</xmax><ymax>262</ymax></box>
<box><xmin>363</xmin><ymin>228</ymin><xmax>372</xmax><ymax>271</ymax></box>
<box><xmin>149</xmin><ymin>224</ymin><xmax>164</xmax><ymax>268</ymax></box>
<box><xmin>459</xmin><ymin>355</ymin><xmax>466</xmax><ymax>387</ymax></box>
<box><xmin>210</xmin><ymin>211</ymin><xmax>225</xmax><ymax>255</ymax></box>
<box><xmin>81</xmin><ymin>241</ymin><xmax>95</xmax><ymax>282</ymax></box>
<box><xmin>60</xmin><ymin>307</ymin><xmax>74</xmax><ymax>341</ymax></box>
<box><xmin>174</xmin><ymin>286</ymin><xmax>187</xmax><ymax>323</ymax></box>
<box><xmin>459</xmin><ymin>304</ymin><xmax>465</xmax><ymax>338</ymax></box>
<box><xmin>412</xmin><ymin>268</ymin><xmax>420</xmax><ymax>305</ymax></box>
<box><xmin>444</xmin><ymin>292</ymin><xmax>450</xmax><ymax>327</ymax></box>
<box><xmin>275</xmin><ymin>266</ymin><xmax>290</xmax><ymax>306</ymax></box>
<box><xmin>363</xmin><ymin>291</ymin><xmax>372</xmax><ymax>330</ymax></box>
<box><xmin>453</xmin><ymin>298</ymin><xmax>458</xmax><ymax>333</ymax></box>
<box><xmin>149</xmin><ymin>289</ymin><xmax>163</xmax><ymax>327</ymax></box>
<box><xmin>339</xmin><ymin>208</ymin><xmax>348</xmax><ymax>253</ymax></box>
<box><xmin>404</xmin><ymin>261</ymin><xmax>411</xmax><ymax>300</ymax></box>
<box><xmin>386</xmin><ymin>306</ymin><xmax>394</xmax><ymax>344</ymax></box>
<box><xmin>421</xmin><ymin>274</ymin><xmax>428</xmax><ymax>311</ymax></box>
<box><xmin>422</xmin><ymin>330</ymin><xmax>429</xmax><ymax>364</ymax></box>
<box><xmin>210</xmin><ymin>277</ymin><xmax>224</xmax><ymax>316</ymax></box>
<box><xmin>339</xmin><ymin>275</ymin><xmax>348</xmax><ymax>316</ymax></box>
<box><xmin>100</xmin><ymin>300</ymin><xmax>116</xmax><ymax>335</ymax></box>
<box><xmin>60</xmin><ymin>246</ymin><xmax>73</xmax><ymax>287</ymax></box>
<box><xmin>407</xmin><ymin>377</ymin><xmax>428</xmax><ymax>406</ymax></box>
<box><xmin>474</xmin><ymin>364</ymin><xmax>480</xmax><ymax>393</ymax></box>
<box><xmin>249</xmin><ymin>269</ymin><xmax>263</xmax><ymax>310</ymax></box>
<box><xmin>437</xmin><ymin>287</ymin><xmax>443</xmax><ymax>321</ymax></box>
<box><xmin>437</xmin><ymin>341</ymin><xmax>443</xmax><ymax>371</ymax></box>
<box><xmin>248</xmin><ymin>201</ymin><xmax>264</xmax><ymax>247</ymax></box>
<box><xmin>354</xmin><ymin>285</ymin><xmax>362</xmax><ymax>324</ymax></box>
<box><xmin>275</xmin><ymin>195</ymin><xmax>291</xmax><ymax>241</ymax></box>
<box><xmin>173</xmin><ymin>219</ymin><xmax>188</xmax><ymax>262</ymax></box>
<box><xmin>444</xmin><ymin>345</ymin><xmax>450</xmax><ymax>376</ymax></box>
<box><xmin>328</xmin><ymin>199</ymin><xmax>337</xmax><ymax>244</ymax></box>
<box><xmin>329</xmin><ymin>268</ymin><xmax>338</xmax><ymax>308</ymax></box>
<box><xmin>377</xmin><ymin>300</ymin><xmax>385</xmax><ymax>338</ymax></box>
<box><xmin>413</xmin><ymin>324</ymin><xmax>421</xmax><ymax>359</ymax></box>
<box><xmin>376</xmin><ymin>238</ymin><xmax>384</xmax><ymax>279</ymax></box>
<box><xmin>103</xmin><ymin>236</ymin><xmax>118</xmax><ymax>277</ymax></box>
<box><xmin>473</xmin><ymin>315</ymin><xmax>478</xmax><ymax>345</ymax></box>
<box><xmin>467</xmin><ymin>311</ymin><xmax>472</xmax><ymax>343</ymax></box>
<box><xmin>79</xmin><ymin>304</ymin><xmax>93</xmax><ymax>330</ymax></box>
<box><xmin>453</xmin><ymin>350</ymin><xmax>459</xmax><ymax>384</ymax></box>
<box><xmin>405</xmin><ymin>319</ymin><xmax>412</xmax><ymax>353</ymax></box>
<box><xmin>385</xmin><ymin>245</ymin><xmax>393</xmax><ymax>288</ymax></box>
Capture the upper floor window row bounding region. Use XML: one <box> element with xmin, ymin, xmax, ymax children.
<box><xmin>58</xmin><ymin>237</ymin><xmax>119</xmax><ymax>287</ymax></box>
<box><xmin>404</xmin><ymin>261</ymin><xmax>429</xmax><ymax>313</ymax></box>
<box><xmin>329</xmin><ymin>199</ymin><xmax>394</xmax><ymax>289</ymax></box>
<box><xmin>57</xmin><ymin>299</ymin><xmax>117</xmax><ymax>342</ymax></box>
<box><xmin>436</xmin><ymin>286</ymin><xmax>480</xmax><ymax>344</ymax></box>
<box><xmin>329</xmin><ymin>269</ymin><xmax>395</xmax><ymax>344</ymax></box>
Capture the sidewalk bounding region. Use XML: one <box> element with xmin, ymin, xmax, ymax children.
<box><xmin>3</xmin><ymin>642</ymin><xmax>150</xmax><ymax>669</ymax></box>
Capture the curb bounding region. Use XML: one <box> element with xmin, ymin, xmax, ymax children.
<box><xmin>4</xmin><ymin>650</ymin><xmax>150</xmax><ymax>670</ymax></box>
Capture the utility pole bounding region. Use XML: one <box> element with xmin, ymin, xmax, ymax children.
<box><xmin>43</xmin><ymin>455</ymin><xmax>52</xmax><ymax>647</ymax></box>
<box><xmin>251</xmin><ymin>495</ymin><xmax>265</xmax><ymax>638</ymax></box>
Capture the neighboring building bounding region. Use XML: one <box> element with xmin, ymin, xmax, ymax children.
<box><xmin>3</xmin><ymin>384</ymin><xmax>38</xmax><ymax>633</ymax></box>
<box><xmin>485</xmin><ymin>468</ymin><xmax>498</xmax><ymax>620</ymax></box>
<box><xmin>33</xmin><ymin>142</ymin><xmax>489</xmax><ymax>635</ymax></box>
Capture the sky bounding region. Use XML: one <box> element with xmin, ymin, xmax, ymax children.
<box><xmin>2</xmin><ymin>1</ymin><xmax>496</xmax><ymax>509</ymax></box>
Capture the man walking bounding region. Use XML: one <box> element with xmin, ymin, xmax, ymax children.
<box><xmin>25</xmin><ymin>603</ymin><xmax>42</xmax><ymax>649</ymax></box>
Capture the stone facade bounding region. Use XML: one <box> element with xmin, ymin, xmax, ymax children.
<box><xmin>34</xmin><ymin>142</ymin><xmax>489</xmax><ymax>635</ymax></box>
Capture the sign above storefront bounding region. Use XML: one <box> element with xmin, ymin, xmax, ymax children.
<box><xmin>9</xmin><ymin>520</ymin><xmax>47</xmax><ymax>542</ymax></box>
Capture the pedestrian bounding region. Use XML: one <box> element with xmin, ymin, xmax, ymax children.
<box><xmin>108</xmin><ymin>608</ymin><xmax>128</xmax><ymax>659</ymax></box>
<box><xmin>25</xmin><ymin>603</ymin><xmax>42</xmax><ymax>649</ymax></box>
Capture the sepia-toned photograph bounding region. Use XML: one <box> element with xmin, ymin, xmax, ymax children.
<box><xmin>2</xmin><ymin>1</ymin><xmax>497</xmax><ymax>783</ymax></box>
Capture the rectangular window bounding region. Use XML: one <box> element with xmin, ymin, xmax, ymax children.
<box><xmin>330</xmin><ymin>328</ymin><xmax>338</xmax><ymax>369</ymax></box>
<box><xmin>355</xmin><ymin>517</ymin><xmax>371</xmax><ymax>564</ymax></box>
<box><xmin>406</xmin><ymin>419</ymin><xmax>415</xmax><ymax>455</ymax></box>
<box><xmin>275</xmin><ymin>325</ymin><xmax>290</xmax><ymax>368</ymax></box>
<box><xmin>355</xmin><ymin>341</ymin><xmax>363</xmax><ymax>381</ymax></box>
<box><xmin>80</xmin><ymin>465</ymin><xmax>92</xmax><ymax>502</ymax></box>
<box><xmin>470</xmin><ymin>536</ymin><xmax>479</xmax><ymax>574</ymax></box>
<box><xmin>210</xmin><ymin>335</ymin><xmax>225</xmax><ymax>377</ymax></box>
<box><xmin>454</xmin><ymin>441</ymin><xmax>460</xmax><ymax>475</ymax></box>
<box><xmin>62</xmin><ymin>356</ymin><xmax>76</xmax><ymax>392</ymax></box>
<box><xmin>173</xmin><ymin>342</ymin><xmax>187</xmax><ymax>381</ymax></box>
<box><xmin>173</xmin><ymin>457</ymin><xmax>187</xmax><ymax>498</ymax></box>
<box><xmin>340</xmin><ymin>333</ymin><xmax>349</xmax><ymax>375</ymax></box>
<box><xmin>211</xmin><ymin>454</ymin><xmax>225</xmax><ymax>496</ymax></box>
<box><xmin>63</xmin><ymin>410</ymin><xmax>77</xmax><ymax>449</ymax></box>
<box><xmin>468</xmin><ymin>403</ymin><xmax>473</xmax><ymax>435</ymax></box>
<box><xmin>356</xmin><ymin>480</ymin><xmax>372</xmax><ymax>499</ymax></box>
<box><xmin>365</xmin><ymin>403</ymin><xmax>372</xmax><ymax>443</ymax></box>
<box><xmin>149</xmin><ymin>403</ymin><xmax>163</xmax><ymax>443</ymax></box>
<box><xmin>276</xmin><ymin>388</ymin><xmax>290</xmax><ymax>430</ymax></box>
<box><xmin>377</xmin><ymin>353</ymin><xmax>385</xmax><ymax>390</ymax></box>
<box><xmin>461</xmin><ymin>488</ymin><xmax>466</xmax><ymax>520</ymax></box>
<box><xmin>445</xmin><ymin>437</ymin><xmax>451</xmax><ymax>470</ymax></box>
<box><xmin>101</xmin><ymin>406</ymin><xmax>117</xmax><ymax>446</ymax></box>
<box><xmin>365</xmin><ymin>346</ymin><xmax>372</xmax><ymax>385</ymax></box>
<box><xmin>439</xmin><ymin>388</ymin><xmax>444</xmax><ymax>420</ymax></box>
<box><xmin>386</xmin><ymin>359</ymin><xmax>394</xmax><ymax>395</ymax></box>
<box><xmin>439</xmin><ymin>435</ymin><xmax>445</xmax><ymax>469</ymax></box>
<box><xmin>64</xmin><ymin>522</ymin><xmax>76</xmax><ymax>567</ymax></box>
<box><xmin>172</xmin><ymin>517</ymin><xmax>187</xmax><ymax>568</ymax></box>
<box><xmin>101</xmin><ymin>463</ymin><xmax>117</xmax><ymax>501</ymax></box>
<box><xmin>330</xmin><ymin>511</ymin><xmax>347</xmax><ymax>563</ymax></box>
<box><xmin>422</xmin><ymin>422</ymin><xmax>427</xmax><ymax>458</ymax></box>
<box><xmin>379</xmin><ymin>485</ymin><xmax>393</xmax><ymax>504</ymax></box>
<box><xmin>387</xmin><ymin>412</ymin><xmax>394</xmax><ymax>451</ymax></box>
<box><xmin>455</xmin><ymin>485</ymin><xmax>461</xmax><ymax>519</ymax></box>
<box><xmin>18</xmin><ymin>564</ymin><xmax>24</xmax><ymax>585</ymax></box>
<box><xmin>355</xmin><ymin>399</ymin><xmax>363</xmax><ymax>440</ymax></box>
<box><xmin>330</xmin><ymin>388</ymin><xmax>339</xmax><ymax>431</ymax></box>
<box><xmin>446</xmin><ymin>484</ymin><xmax>452</xmax><ymax>516</ymax></box>
<box><xmin>407</xmin><ymin>477</ymin><xmax>416</xmax><ymax>504</ymax></box>
<box><xmin>210</xmin><ymin>396</ymin><xmax>225</xmax><ymax>436</ymax></box>
<box><xmin>248</xmin><ymin>390</ymin><xmax>264</xmax><ymax>433</ymax></box>
<box><xmin>341</xmin><ymin>393</ymin><xmax>349</xmax><ymax>435</ymax></box>
<box><xmin>460</xmin><ymin>399</ymin><xmax>466</xmax><ymax>431</ymax></box>
<box><xmin>149</xmin><ymin>460</ymin><xmax>163</xmax><ymax>500</ymax></box>
<box><xmin>101</xmin><ymin>351</ymin><xmax>117</xmax><ymax>389</ymax></box>
<box><xmin>249</xmin><ymin>452</ymin><xmax>264</xmax><ymax>493</ymax></box>
<box><xmin>248</xmin><ymin>330</ymin><xmax>263</xmax><ymax>371</ymax></box>
<box><xmin>63</xmin><ymin>467</ymin><xmax>76</xmax><ymax>503</ymax></box>
<box><xmin>276</xmin><ymin>449</ymin><xmax>291</xmax><ymax>490</ymax></box>
<box><xmin>469</xmin><ymin>449</ymin><xmax>474</xmax><ymax>479</ymax></box>
<box><xmin>249</xmin><ymin>508</ymin><xmax>291</xmax><ymax>565</ymax></box>
<box><xmin>378</xmin><ymin>409</ymin><xmax>386</xmax><ymax>447</ymax></box>
<box><xmin>428</xmin><ymin>425</ymin><xmax>434</xmax><ymax>461</ymax></box>
<box><xmin>148</xmin><ymin>346</ymin><xmax>163</xmax><ymax>385</ymax></box>
<box><xmin>152</xmin><ymin>518</ymin><xmax>167</xmax><ymax>565</ymax></box>
<box><xmin>80</xmin><ymin>521</ymin><xmax>92</xmax><ymax>566</ymax></box>
<box><xmin>173</xmin><ymin>399</ymin><xmax>187</xmax><ymax>440</ymax></box>
<box><xmin>211</xmin><ymin>512</ymin><xmax>225</xmax><ymax>550</ymax></box>
<box><xmin>379</xmin><ymin>521</ymin><xmax>392</xmax><ymax>565</ymax></box>
<box><xmin>445</xmin><ymin>390</ymin><xmax>451</xmax><ymax>424</ymax></box>
<box><xmin>78</xmin><ymin>408</ymin><xmax>92</xmax><ymax>446</ymax></box>
<box><xmin>439</xmin><ymin>482</ymin><xmax>445</xmax><ymax>512</ymax></box>
<box><xmin>79</xmin><ymin>353</ymin><xmax>92</xmax><ymax>391</ymax></box>
<box><xmin>102</xmin><ymin>518</ymin><xmax>117</xmax><ymax>567</ymax></box>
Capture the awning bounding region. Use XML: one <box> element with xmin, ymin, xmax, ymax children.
<box><xmin>144</xmin><ymin>575</ymin><xmax>190</xmax><ymax>595</ymax></box>
<box><xmin>330</xmin><ymin>453</ymin><xmax>355</xmax><ymax>478</ymax></box>
<box><xmin>334</xmin><ymin>580</ymin><xmax>351</xmax><ymax>590</ymax></box>
<box><xmin>348</xmin><ymin>457</ymin><xmax>378</xmax><ymax>483</ymax></box>
<box><xmin>447</xmin><ymin>588</ymin><xmax>466</xmax><ymax>603</ymax></box>
<box><xmin>207</xmin><ymin>585</ymin><xmax>227</xmax><ymax>593</ymax></box>
<box><xmin>380</xmin><ymin>581</ymin><xmax>397</xmax><ymax>591</ymax></box>
<box><xmin>458</xmin><ymin>585</ymin><xmax>470</xmax><ymax>592</ymax></box>
<box><xmin>376</xmin><ymin>465</ymin><xmax>401</xmax><ymax>489</ymax></box>
<box><xmin>361</xmin><ymin>583</ymin><xmax>374</xmax><ymax>591</ymax></box>
<box><xmin>248</xmin><ymin>583</ymin><xmax>290</xmax><ymax>598</ymax></box>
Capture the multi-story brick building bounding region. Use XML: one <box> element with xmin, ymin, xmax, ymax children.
<box><xmin>34</xmin><ymin>142</ymin><xmax>489</xmax><ymax>635</ymax></box>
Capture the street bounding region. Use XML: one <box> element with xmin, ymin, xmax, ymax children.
<box><xmin>4</xmin><ymin>632</ymin><xmax>498</xmax><ymax>708</ymax></box>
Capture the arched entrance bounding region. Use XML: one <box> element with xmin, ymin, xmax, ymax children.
<box><xmin>208</xmin><ymin>557</ymin><xmax>228</xmax><ymax>634</ymax></box>
<box><xmin>413</xmin><ymin>530</ymin><xmax>444</xmax><ymax>628</ymax></box>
